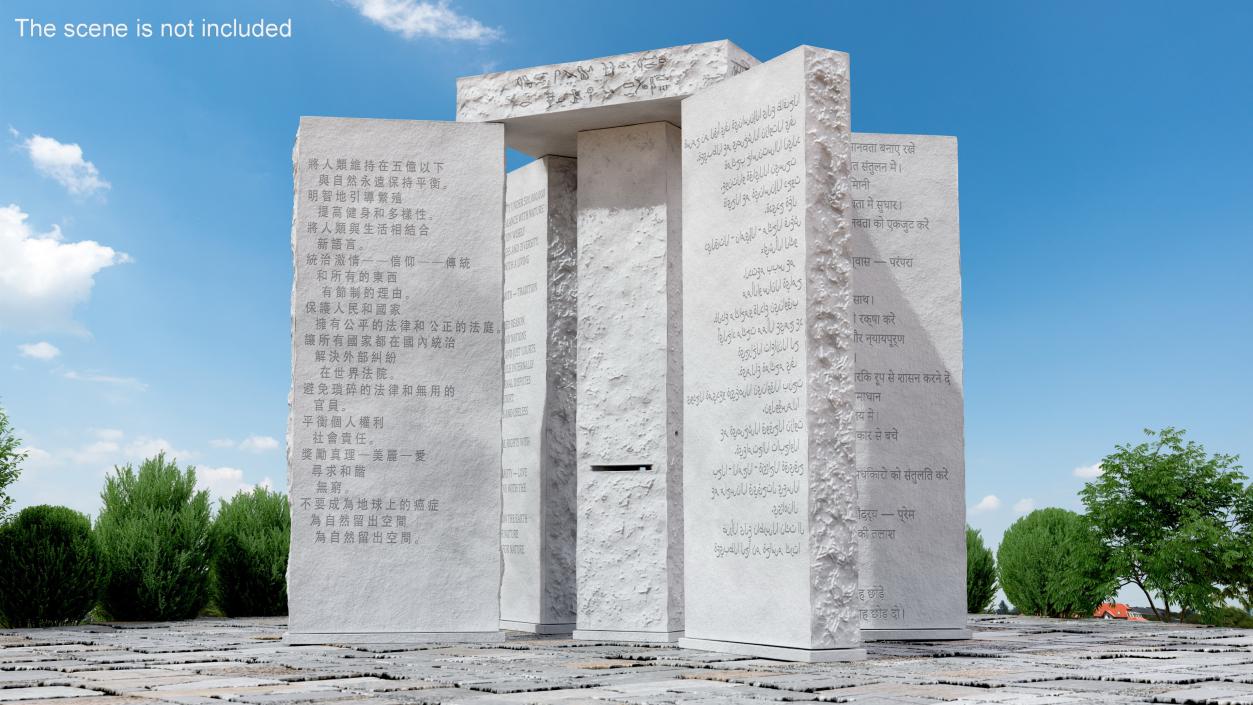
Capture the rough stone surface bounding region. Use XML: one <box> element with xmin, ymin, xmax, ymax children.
<box><xmin>574</xmin><ymin>122</ymin><xmax>684</xmax><ymax>641</ymax></box>
<box><xmin>456</xmin><ymin>41</ymin><xmax>757</xmax><ymax>157</ymax></box>
<box><xmin>289</xmin><ymin>117</ymin><xmax>504</xmax><ymax>641</ymax></box>
<box><xmin>2</xmin><ymin>617</ymin><xmax>1248</xmax><ymax>704</ymax></box>
<box><xmin>500</xmin><ymin>156</ymin><xmax>579</xmax><ymax>633</ymax></box>
<box><xmin>679</xmin><ymin>45</ymin><xmax>858</xmax><ymax>660</ymax></box>
<box><xmin>848</xmin><ymin>133</ymin><xmax>966</xmax><ymax>640</ymax></box>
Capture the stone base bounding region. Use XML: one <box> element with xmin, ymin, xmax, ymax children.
<box><xmin>500</xmin><ymin>620</ymin><xmax>575</xmax><ymax>635</ymax></box>
<box><xmin>861</xmin><ymin>628</ymin><xmax>972</xmax><ymax>641</ymax></box>
<box><xmin>678</xmin><ymin>637</ymin><xmax>866</xmax><ymax>663</ymax></box>
<box><xmin>573</xmin><ymin>629</ymin><xmax>683</xmax><ymax>643</ymax></box>
<box><xmin>284</xmin><ymin>631</ymin><xmax>505</xmax><ymax>646</ymax></box>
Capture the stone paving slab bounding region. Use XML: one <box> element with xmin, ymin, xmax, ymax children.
<box><xmin>1151</xmin><ymin>680</ymin><xmax>1253</xmax><ymax>704</ymax></box>
<box><xmin>0</xmin><ymin>689</ymin><xmax>105</xmax><ymax>702</ymax></box>
<box><xmin>3</xmin><ymin>617</ymin><xmax>1251</xmax><ymax>704</ymax></box>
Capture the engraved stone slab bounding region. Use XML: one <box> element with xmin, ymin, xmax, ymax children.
<box><xmin>288</xmin><ymin>116</ymin><xmax>505</xmax><ymax>643</ymax></box>
<box><xmin>573</xmin><ymin>122</ymin><xmax>684</xmax><ymax>642</ymax></box>
<box><xmin>679</xmin><ymin>46</ymin><xmax>864</xmax><ymax>661</ymax></box>
<box><xmin>849</xmin><ymin>133</ymin><xmax>966</xmax><ymax>640</ymax></box>
<box><xmin>500</xmin><ymin>156</ymin><xmax>578</xmax><ymax>634</ymax></box>
<box><xmin>456</xmin><ymin>40</ymin><xmax>757</xmax><ymax>157</ymax></box>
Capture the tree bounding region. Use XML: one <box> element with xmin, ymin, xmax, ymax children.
<box><xmin>1227</xmin><ymin>483</ymin><xmax>1253</xmax><ymax>612</ymax></box>
<box><xmin>211</xmin><ymin>487</ymin><xmax>289</xmax><ymax>616</ymax></box>
<box><xmin>997</xmin><ymin>508</ymin><xmax>1113</xmax><ymax>617</ymax></box>
<box><xmin>96</xmin><ymin>453</ymin><xmax>212</xmax><ymax>620</ymax></box>
<box><xmin>1080</xmin><ymin>427</ymin><xmax>1247</xmax><ymax>622</ymax></box>
<box><xmin>0</xmin><ymin>403</ymin><xmax>26</xmax><ymax>524</ymax></box>
<box><xmin>966</xmin><ymin>526</ymin><xmax>998</xmax><ymax>613</ymax></box>
<box><xmin>996</xmin><ymin>600</ymin><xmax>1010</xmax><ymax>615</ymax></box>
<box><xmin>0</xmin><ymin>505</ymin><xmax>102</xmax><ymax>627</ymax></box>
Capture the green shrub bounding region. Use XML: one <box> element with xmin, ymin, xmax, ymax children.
<box><xmin>212</xmin><ymin>486</ymin><xmax>289</xmax><ymax>616</ymax></box>
<box><xmin>997</xmin><ymin>508</ymin><xmax>1113</xmax><ymax>617</ymax></box>
<box><xmin>96</xmin><ymin>452</ymin><xmax>212</xmax><ymax>621</ymax></box>
<box><xmin>0</xmin><ymin>505</ymin><xmax>101</xmax><ymax>627</ymax></box>
<box><xmin>966</xmin><ymin>526</ymin><xmax>998</xmax><ymax>613</ymax></box>
<box><xmin>1189</xmin><ymin>606</ymin><xmax>1253</xmax><ymax>628</ymax></box>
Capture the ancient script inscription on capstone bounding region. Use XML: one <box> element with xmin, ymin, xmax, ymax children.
<box><xmin>288</xmin><ymin>117</ymin><xmax>504</xmax><ymax>638</ymax></box>
<box><xmin>457</xmin><ymin>40</ymin><xmax>756</xmax><ymax>122</ymax></box>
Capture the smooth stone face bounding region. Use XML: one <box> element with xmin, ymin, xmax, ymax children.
<box><xmin>456</xmin><ymin>40</ymin><xmax>757</xmax><ymax>157</ymax></box>
<box><xmin>288</xmin><ymin>116</ymin><xmax>504</xmax><ymax>638</ymax></box>
<box><xmin>574</xmin><ymin>122</ymin><xmax>683</xmax><ymax>639</ymax></box>
<box><xmin>849</xmin><ymin>133</ymin><xmax>965</xmax><ymax>637</ymax></box>
<box><xmin>500</xmin><ymin>156</ymin><xmax>578</xmax><ymax>632</ymax></box>
<box><xmin>680</xmin><ymin>46</ymin><xmax>860</xmax><ymax>656</ymax></box>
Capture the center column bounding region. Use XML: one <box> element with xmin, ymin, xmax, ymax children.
<box><xmin>573</xmin><ymin>122</ymin><xmax>684</xmax><ymax>643</ymax></box>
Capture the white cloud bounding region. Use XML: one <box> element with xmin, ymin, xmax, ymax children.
<box><xmin>93</xmin><ymin>428</ymin><xmax>123</xmax><ymax>441</ymax></box>
<box><xmin>239</xmin><ymin>435</ymin><xmax>280</xmax><ymax>453</ymax></box>
<box><xmin>63</xmin><ymin>369</ymin><xmax>147</xmax><ymax>391</ymax></box>
<box><xmin>123</xmin><ymin>436</ymin><xmax>194</xmax><ymax>463</ymax></box>
<box><xmin>196</xmin><ymin>465</ymin><xmax>248</xmax><ymax>500</ymax></box>
<box><xmin>345</xmin><ymin>0</ymin><xmax>500</xmax><ymax>41</ymax></box>
<box><xmin>1013</xmin><ymin>498</ymin><xmax>1035</xmax><ymax>514</ymax></box>
<box><xmin>971</xmin><ymin>495</ymin><xmax>1002</xmax><ymax>514</ymax></box>
<box><xmin>16</xmin><ymin>446</ymin><xmax>51</xmax><ymax>463</ymax></box>
<box><xmin>196</xmin><ymin>467</ymin><xmax>273</xmax><ymax>502</ymax></box>
<box><xmin>24</xmin><ymin>134</ymin><xmax>110</xmax><ymax>196</ymax></box>
<box><xmin>209</xmin><ymin>434</ymin><xmax>281</xmax><ymax>453</ymax></box>
<box><xmin>1073</xmin><ymin>462</ymin><xmax>1103</xmax><ymax>479</ymax></box>
<box><xmin>67</xmin><ymin>439</ymin><xmax>121</xmax><ymax>466</ymax></box>
<box><xmin>17</xmin><ymin>341</ymin><xmax>60</xmax><ymax>360</ymax></box>
<box><xmin>0</xmin><ymin>204</ymin><xmax>129</xmax><ymax>331</ymax></box>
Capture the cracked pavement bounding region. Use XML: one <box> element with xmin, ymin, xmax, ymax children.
<box><xmin>3</xmin><ymin>616</ymin><xmax>1253</xmax><ymax>704</ymax></box>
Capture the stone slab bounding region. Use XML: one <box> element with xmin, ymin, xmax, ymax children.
<box><xmin>498</xmin><ymin>621</ymin><xmax>574</xmax><ymax>635</ymax></box>
<box><xmin>284</xmin><ymin>632</ymin><xmax>506</xmax><ymax>645</ymax></box>
<box><xmin>499</xmin><ymin>156</ymin><xmax>578</xmax><ymax>635</ymax></box>
<box><xmin>288</xmin><ymin>116</ymin><xmax>504</xmax><ymax>640</ymax></box>
<box><xmin>572</xmin><ymin>631</ymin><xmax>684</xmax><ymax>644</ymax></box>
<box><xmin>861</xmin><ymin>627</ymin><xmax>971</xmax><ymax>641</ymax></box>
<box><xmin>680</xmin><ymin>45</ymin><xmax>860</xmax><ymax>658</ymax></box>
<box><xmin>1152</xmin><ymin>682</ymin><xmax>1253</xmax><ymax>704</ymax></box>
<box><xmin>678</xmin><ymin>638</ymin><xmax>866</xmax><ymax>664</ymax></box>
<box><xmin>849</xmin><ymin>133</ymin><xmax>965</xmax><ymax>637</ymax></box>
<box><xmin>574</xmin><ymin>122</ymin><xmax>684</xmax><ymax>641</ymax></box>
<box><xmin>0</xmin><ymin>671</ymin><xmax>65</xmax><ymax>683</ymax></box>
<box><xmin>0</xmin><ymin>689</ymin><xmax>104</xmax><ymax>702</ymax></box>
<box><xmin>151</xmin><ymin>677</ymin><xmax>285</xmax><ymax>691</ymax></box>
<box><xmin>456</xmin><ymin>41</ymin><xmax>757</xmax><ymax>157</ymax></box>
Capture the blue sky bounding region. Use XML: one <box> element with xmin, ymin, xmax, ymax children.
<box><xmin>1</xmin><ymin>0</ymin><xmax>1251</xmax><ymax>584</ymax></box>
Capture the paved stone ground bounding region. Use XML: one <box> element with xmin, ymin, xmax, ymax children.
<box><xmin>3</xmin><ymin>615</ymin><xmax>1253</xmax><ymax>705</ymax></box>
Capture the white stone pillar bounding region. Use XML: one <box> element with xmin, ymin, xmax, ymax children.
<box><xmin>679</xmin><ymin>46</ymin><xmax>865</xmax><ymax>662</ymax></box>
<box><xmin>849</xmin><ymin>133</ymin><xmax>968</xmax><ymax>640</ymax></box>
<box><xmin>287</xmin><ymin>117</ymin><xmax>505</xmax><ymax>644</ymax></box>
<box><xmin>573</xmin><ymin>122</ymin><xmax>684</xmax><ymax>643</ymax></box>
<box><xmin>500</xmin><ymin>156</ymin><xmax>579</xmax><ymax>634</ymax></box>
